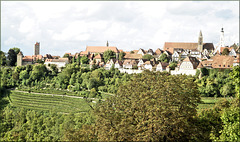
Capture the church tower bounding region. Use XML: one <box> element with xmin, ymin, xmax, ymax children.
<box><xmin>106</xmin><ymin>41</ymin><xmax>109</xmax><ymax>47</ymax></box>
<box><xmin>34</xmin><ymin>42</ymin><xmax>40</xmax><ymax>55</ymax></box>
<box><xmin>198</xmin><ymin>30</ymin><xmax>203</xmax><ymax>52</ymax></box>
<box><xmin>17</xmin><ymin>51</ymin><xmax>23</xmax><ymax>66</ymax></box>
<box><xmin>219</xmin><ymin>28</ymin><xmax>224</xmax><ymax>47</ymax></box>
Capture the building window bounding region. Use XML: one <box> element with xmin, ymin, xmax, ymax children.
<box><xmin>223</xmin><ymin>65</ymin><xmax>225</xmax><ymax>67</ymax></box>
<box><xmin>219</xmin><ymin>65</ymin><xmax>221</xmax><ymax>67</ymax></box>
<box><xmin>228</xmin><ymin>65</ymin><xmax>230</xmax><ymax>67</ymax></box>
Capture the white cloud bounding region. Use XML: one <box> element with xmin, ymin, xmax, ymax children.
<box><xmin>4</xmin><ymin>37</ymin><xmax>17</xmax><ymax>46</ymax></box>
<box><xmin>1</xmin><ymin>1</ymin><xmax>239</xmax><ymax>56</ymax></box>
<box><xmin>19</xmin><ymin>17</ymin><xmax>35</xmax><ymax>33</ymax></box>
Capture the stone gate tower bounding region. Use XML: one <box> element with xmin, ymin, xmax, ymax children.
<box><xmin>198</xmin><ymin>30</ymin><xmax>203</xmax><ymax>52</ymax></box>
<box><xmin>17</xmin><ymin>51</ymin><xmax>23</xmax><ymax>66</ymax></box>
<box><xmin>34</xmin><ymin>42</ymin><xmax>40</xmax><ymax>55</ymax></box>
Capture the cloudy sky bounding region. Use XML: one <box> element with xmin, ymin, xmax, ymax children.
<box><xmin>1</xmin><ymin>1</ymin><xmax>239</xmax><ymax>56</ymax></box>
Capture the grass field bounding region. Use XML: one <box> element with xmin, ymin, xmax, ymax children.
<box><xmin>9</xmin><ymin>92</ymin><xmax>95</xmax><ymax>113</ymax></box>
<box><xmin>9</xmin><ymin>90</ymin><xmax>232</xmax><ymax>113</ymax></box>
<box><xmin>17</xmin><ymin>88</ymin><xmax>113</xmax><ymax>99</ymax></box>
<box><xmin>197</xmin><ymin>97</ymin><xmax>233</xmax><ymax>112</ymax></box>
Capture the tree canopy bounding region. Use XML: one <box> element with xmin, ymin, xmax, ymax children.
<box><xmin>159</xmin><ymin>53</ymin><xmax>169</xmax><ymax>63</ymax></box>
<box><xmin>119</xmin><ymin>51</ymin><xmax>126</xmax><ymax>61</ymax></box>
<box><xmin>103</xmin><ymin>50</ymin><xmax>116</xmax><ymax>63</ymax></box>
<box><xmin>222</xmin><ymin>48</ymin><xmax>230</xmax><ymax>55</ymax></box>
<box><xmin>94</xmin><ymin>71</ymin><xmax>201</xmax><ymax>141</ymax></box>
<box><xmin>142</xmin><ymin>54</ymin><xmax>153</xmax><ymax>60</ymax></box>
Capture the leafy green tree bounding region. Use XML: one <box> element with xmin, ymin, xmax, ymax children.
<box><xmin>130</xmin><ymin>51</ymin><xmax>134</xmax><ymax>54</ymax></box>
<box><xmin>94</xmin><ymin>71</ymin><xmax>201</xmax><ymax>141</ymax></box>
<box><xmin>30</xmin><ymin>64</ymin><xmax>48</xmax><ymax>81</ymax></box>
<box><xmin>63</xmin><ymin>53</ymin><xmax>70</xmax><ymax>58</ymax></box>
<box><xmin>230</xmin><ymin>66</ymin><xmax>240</xmax><ymax>98</ymax></box>
<box><xmin>217</xmin><ymin>98</ymin><xmax>240</xmax><ymax>141</ymax></box>
<box><xmin>200</xmin><ymin>67</ymin><xmax>209</xmax><ymax>76</ymax></box>
<box><xmin>169</xmin><ymin>62</ymin><xmax>177</xmax><ymax>70</ymax></box>
<box><xmin>75</xmin><ymin>56</ymin><xmax>81</xmax><ymax>65</ymax></box>
<box><xmin>222</xmin><ymin>48</ymin><xmax>230</xmax><ymax>55</ymax></box>
<box><xmin>0</xmin><ymin>51</ymin><xmax>6</xmax><ymax>66</ymax></box>
<box><xmin>19</xmin><ymin>70</ymin><xmax>30</xmax><ymax>80</ymax></box>
<box><xmin>142</xmin><ymin>54</ymin><xmax>153</xmax><ymax>60</ymax></box>
<box><xmin>89</xmin><ymin>88</ymin><xmax>98</xmax><ymax>98</ymax></box>
<box><xmin>196</xmin><ymin>99</ymin><xmax>230</xmax><ymax>141</ymax></box>
<box><xmin>7</xmin><ymin>49</ymin><xmax>17</xmax><ymax>66</ymax></box>
<box><xmin>159</xmin><ymin>53</ymin><xmax>169</xmax><ymax>63</ymax></box>
<box><xmin>81</xmin><ymin>56</ymin><xmax>89</xmax><ymax>64</ymax></box>
<box><xmin>11</xmin><ymin>47</ymin><xmax>20</xmax><ymax>55</ymax></box>
<box><xmin>103</xmin><ymin>50</ymin><xmax>116</xmax><ymax>63</ymax></box>
<box><xmin>119</xmin><ymin>51</ymin><xmax>126</xmax><ymax>61</ymax></box>
<box><xmin>50</xmin><ymin>64</ymin><xmax>58</xmax><ymax>75</ymax></box>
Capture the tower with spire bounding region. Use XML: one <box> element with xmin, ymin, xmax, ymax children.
<box><xmin>198</xmin><ymin>30</ymin><xmax>203</xmax><ymax>52</ymax></box>
<box><xmin>219</xmin><ymin>27</ymin><xmax>224</xmax><ymax>47</ymax></box>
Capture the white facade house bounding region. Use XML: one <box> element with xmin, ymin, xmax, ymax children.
<box><xmin>172</xmin><ymin>51</ymin><xmax>180</xmax><ymax>61</ymax></box>
<box><xmin>137</xmin><ymin>48</ymin><xmax>145</xmax><ymax>55</ymax></box>
<box><xmin>156</xmin><ymin>62</ymin><xmax>169</xmax><ymax>72</ymax></box>
<box><xmin>114</xmin><ymin>60</ymin><xmax>123</xmax><ymax>69</ymax></box>
<box><xmin>171</xmin><ymin>56</ymin><xmax>199</xmax><ymax>76</ymax></box>
<box><xmin>144</xmin><ymin>61</ymin><xmax>153</xmax><ymax>71</ymax></box>
<box><xmin>229</xmin><ymin>48</ymin><xmax>237</xmax><ymax>57</ymax></box>
<box><xmin>105</xmin><ymin>59</ymin><xmax>115</xmax><ymax>70</ymax></box>
<box><xmin>44</xmin><ymin>58</ymin><xmax>69</xmax><ymax>70</ymax></box>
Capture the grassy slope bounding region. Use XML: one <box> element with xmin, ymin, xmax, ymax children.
<box><xmin>197</xmin><ymin>97</ymin><xmax>233</xmax><ymax>112</ymax></box>
<box><xmin>9</xmin><ymin>92</ymin><xmax>95</xmax><ymax>113</ymax></box>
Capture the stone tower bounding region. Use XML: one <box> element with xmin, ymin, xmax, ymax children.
<box><xmin>106</xmin><ymin>41</ymin><xmax>109</xmax><ymax>47</ymax></box>
<box><xmin>34</xmin><ymin>42</ymin><xmax>40</xmax><ymax>55</ymax></box>
<box><xmin>219</xmin><ymin>28</ymin><xmax>224</xmax><ymax>47</ymax></box>
<box><xmin>17</xmin><ymin>51</ymin><xmax>23</xmax><ymax>66</ymax></box>
<box><xmin>198</xmin><ymin>30</ymin><xmax>203</xmax><ymax>52</ymax></box>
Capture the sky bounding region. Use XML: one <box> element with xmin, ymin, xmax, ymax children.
<box><xmin>1</xmin><ymin>1</ymin><xmax>239</xmax><ymax>56</ymax></box>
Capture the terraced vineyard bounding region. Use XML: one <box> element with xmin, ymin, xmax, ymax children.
<box><xmin>9</xmin><ymin>92</ymin><xmax>95</xmax><ymax>113</ymax></box>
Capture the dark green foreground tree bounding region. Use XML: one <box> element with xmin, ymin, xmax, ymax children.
<box><xmin>94</xmin><ymin>71</ymin><xmax>201</xmax><ymax>141</ymax></box>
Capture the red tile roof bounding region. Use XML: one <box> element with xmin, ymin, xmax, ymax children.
<box><xmin>124</xmin><ymin>54</ymin><xmax>142</xmax><ymax>59</ymax></box>
<box><xmin>163</xmin><ymin>42</ymin><xmax>214</xmax><ymax>54</ymax></box>
<box><xmin>93</xmin><ymin>54</ymin><xmax>103</xmax><ymax>59</ymax></box>
<box><xmin>201</xmin><ymin>55</ymin><xmax>235</xmax><ymax>69</ymax></box>
<box><xmin>86</xmin><ymin>46</ymin><xmax>119</xmax><ymax>53</ymax></box>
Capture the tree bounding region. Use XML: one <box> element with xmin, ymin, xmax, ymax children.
<box><xmin>30</xmin><ymin>64</ymin><xmax>48</xmax><ymax>81</ymax></box>
<box><xmin>0</xmin><ymin>51</ymin><xmax>6</xmax><ymax>66</ymax></box>
<box><xmin>103</xmin><ymin>50</ymin><xmax>116</xmax><ymax>63</ymax></box>
<box><xmin>81</xmin><ymin>56</ymin><xmax>89</xmax><ymax>64</ymax></box>
<box><xmin>222</xmin><ymin>48</ymin><xmax>229</xmax><ymax>55</ymax></box>
<box><xmin>119</xmin><ymin>51</ymin><xmax>126</xmax><ymax>61</ymax></box>
<box><xmin>7</xmin><ymin>49</ymin><xmax>17</xmax><ymax>66</ymax></box>
<box><xmin>217</xmin><ymin>98</ymin><xmax>240</xmax><ymax>141</ymax></box>
<box><xmin>130</xmin><ymin>51</ymin><xmax>134</xmax><ymax>54</ymax></box>
<box><xmin>94</xmin><ymin>71</ymin><xmax>201</xmax><ymax>141</ymax></box>
<box><xmin>159</xmin><ymin>53</ymin><xmax>169</xmax><ymax>63</ymax></box>
<box><xmin>169</xmin><ymin>62</ymin><xmax>177</xmax><ymax>70</ymax></box>
<box><xmin>229</xmin><ymin>66</ymin><xmax>240</xmax><ymax>98</ymax></box>
<box><xmin>50</xmin><ymin>64</ymin><xmax>58</xmax><ymax>75</ymax></box>
<box><xmin>142</xmin><ymin>54</ymin><xmax>153</xmax><ymax>60</ymax></box>
<box><xmin>11</xmin><ymin>47</ymin><xmax>20</xmax><ymax>55</ymax></box>
<box><xmin>6</xmin><ymin>47</ymin><xmax>20</xmax><ymax>66</ymax></box>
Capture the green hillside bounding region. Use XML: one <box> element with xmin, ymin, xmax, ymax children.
<box><xmin>9</xmin><ymin>92</ymin><xmax>95</xmax><ymax>113</ymax></box>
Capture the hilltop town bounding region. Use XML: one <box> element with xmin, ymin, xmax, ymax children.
<box><xmin>16</xmin><ymin>28</ymin><xmax>239</xmax><ymax>76</ymax></box>
<box><xmin>1</xmin><ymin>28</ymin><xmax>240</xmax><ymax>141</ymax></box>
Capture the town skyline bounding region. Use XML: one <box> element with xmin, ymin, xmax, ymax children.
<box><xmin>1</xmin><ymin>1</ymin><xmax>239</xmax><ymax>56</ymax></box>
